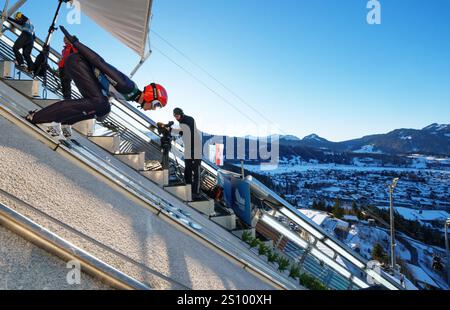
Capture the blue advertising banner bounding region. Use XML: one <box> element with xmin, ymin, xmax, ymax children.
<box><xmin>217</xmin><ymin>172</ymin><xmax>252</xmax><ymax>226</ymax></box>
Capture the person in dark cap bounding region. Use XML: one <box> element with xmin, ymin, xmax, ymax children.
<box><xmin>171</xmin><ymin>108</ymin><xmax>203</xmax><ymax>200</ymax></box>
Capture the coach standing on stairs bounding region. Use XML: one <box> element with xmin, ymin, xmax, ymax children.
<box><xmin>171</xmin><ymin>108</ymin><xmax>203</xmax><ymax>201</ymax></box>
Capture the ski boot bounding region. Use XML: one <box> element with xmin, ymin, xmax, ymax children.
<box><xmin>61</xmin><ymin>125</ymin><xmax>72</xmax><ymax>138</ymax></box>
<box><xmin>43</xmin><ymin>122</ymin><xmax>65</xmax><ymax>141</ymax></box>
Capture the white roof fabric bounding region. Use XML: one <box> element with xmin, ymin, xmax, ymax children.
<box><xmin>77</xmin><ymin>0</ymin><xmax>153</xmax><ymax>57</ymax></box>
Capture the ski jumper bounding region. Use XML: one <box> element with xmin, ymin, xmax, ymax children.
<box><xmin>32</xmin><ymin>38</ymin><xmax>141</xmax><ymax>125</ymax></box>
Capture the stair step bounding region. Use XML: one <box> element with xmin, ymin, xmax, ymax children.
<box><xmin>188</xmin><ymin>199</ymin><xmax>215</xmax><ymax>216</ymax></box>
<box><xmin>4</xmin><ymin>79</ymin><xmax>39</xmax><ymax>97</ymax></box>
<box><xmin>72</xmin><ymin>119</ymin><xmax>95</xmax><ymax>136</ymax></box>
<box><xmin>211</xmin><ymin>213</ymin><xmax>237</xmax><ymax>231</ymax></box>
<box><xmin>0</xmin><ymin>60</ymin><xmax>13</xmax><ymax>78</ymax></box>
<box><xmin>164</xmin><ymin>184</ymin><xmax>192</xmax><ymax>202</ymax></box>
<box><xmin>88</xmin><ymin>135</ymin><xmax>121</xmax><ymax>154</ymax></box>
<box><xmin>114</xmin><ymin>152</ymin><xmax>146</xmax><ymax>171</ymax></box>
<box><xmin>140</xmin><ymin>169</ymin><xmax>169</xmax><ymax>187</ymax></box>
<box><xmin>145</xmin><ymin>160</ymin><xmax>163</xmax><ymax>171</ymax></box>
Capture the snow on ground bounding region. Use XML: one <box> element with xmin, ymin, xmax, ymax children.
<box><xmin>406</xmin><ymin>263</ymin><xmax>439</xmax><ymax>288</ymax></box>
<box><xmin>343</xmin><ymin>215</ymin><xmax>359</xmax><ymax>222</ymax></box>
<box><xmin>404</xmin><ymin>239</ymin><xmax>449</xmax><ymax>290</ymax></box>
<box><xmin>243</xmin><ymin>162</ymin><xmax>450</xmax><ymax>175</ymax></box>
<box><xmin>376</xmin><ymin>206</ymin><xmax>450</xmax><ymax>222</ymax></box>
<box><xmin>410</xmin><ymin>157</ymin><xmax>428</xmax><ymax>169</ymax></box>
<box><xmin>345</xmin><ymin>224</ymin><xmax>411</xmax><ymax>262</ymax></box>
<box><xmin>322</xmin><ymin>186</ymin><xmax>341</xmax><ymax>192</ymax></box>
<box><xmin>400</xmin><ymin>136</ymin><xmax>413</xmax><ymax>140</ymax></box>
<box><xmin>353</xmin><ymin>145</ymin><xmax>383</xmax><ymax>154</ymax></box>
<box><xmin>346</xmin><ymin>225</ymin><xmax>388</xmax><ymax>260</ymax></box>
<box><xmin>298</xmin><ymin>209</ymin><xmax>330</xmax><ymax>226</ymax></box>
<box><xmin>408</xmin><ymin>154</ymin><xmax>450</xmax><ymax>166</ymax></box>
<box><xmin>297</xmin><ymin>209</ymin><xmax>348</xmax><ymax>237</ymax></box>
<box><xmin>395</xmin><ymin>207</ymin><xmax>450</xmax><ymax>222</ymax></box>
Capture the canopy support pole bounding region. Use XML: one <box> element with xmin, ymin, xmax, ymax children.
<box><xmin>0</xmin><ymin>0</ymin><xmax>10</xmax><ymax>37</ymax></box>
<box><xmin>1</xmin><ymin>0</ymin><xmax>28</xmax><ymax>36</ymax></box>
<box><xmin>6</xmin><ymin>0</ymin><xmax>27</xmax><ymax>17</ymax></box>
<box><xmin>129</xmin><ymin>15</ymin><xmax>153</xmax><ymax>79</ymax></box>
<box><xmin>129</xmin><ymin>49</ymin><xmax>152</xmax><ymax>79</ymax></box>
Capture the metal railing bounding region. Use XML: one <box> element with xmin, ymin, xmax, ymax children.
<box><xmin>0</xmin><ymin>202</ymin><xmax>151</xmax><ymax>290</ymax></box>
<box><xmin>0</xmin><ymin>18</ymin><xmax>218</xmax><ymax>189</ymax></box>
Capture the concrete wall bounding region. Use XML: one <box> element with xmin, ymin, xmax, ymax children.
<box><xmin>0</xmin><ymin>226</ymin><xmax>110</xmax><ymax>290</ymax></box>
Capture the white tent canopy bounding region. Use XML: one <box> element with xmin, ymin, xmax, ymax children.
<box><xmin>76</xmin><ymin>0</ymin><xmax>153</xmax><ymax>58</ymax></box>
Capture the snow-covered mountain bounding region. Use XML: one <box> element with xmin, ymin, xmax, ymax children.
<box><xmin>281</xmin><ymin>135</ymin><xmax>301</xmax><ymax>141</ymax></box>
<box><xmin>204</xmin><ymin>124</ymin><xmax>449</xmax><ymax>168</ymax></box>
<box><xmin>277</xmin><ymin>123</ymin><xmax>450</xmax><ymax>157</ymax></box>
<box><xmin>422</xmin><ymin>123</ymin><xmax>450</xmax><ymax>135</ymax></box>
<box><xmin>302</xmin><ymin>134</ymin><xmax>328</xmax><ymax>142</ymax></box>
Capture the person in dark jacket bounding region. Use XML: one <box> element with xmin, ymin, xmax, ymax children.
<box><xmin>26</xmin><ymin>26</ymin><xmax>168</xmax><ymax>138</ymax></box>
<box><xmin>11</xmin><ymin>12</ymin><xmax>35</xmax><ymax>71</ymax></box>
<box><xmin>171</xmin><ymin>108</ymin><xmax>203</xmax><ymax>200</ymax></box>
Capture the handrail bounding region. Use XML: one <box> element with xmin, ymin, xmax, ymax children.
<box><xmin>0</xmin><ymin>202</ymin><xmax>151</xmax><ymax>290</ymax></box>
<box><xmin>1</xmin><ymin>18</ymin><xmax>219</xmax><ymax>177</ymax></box>
<box><xmin>245</xmin><ymin>175</ymin><xmax>403</xmax><ymax>290</ymax></box>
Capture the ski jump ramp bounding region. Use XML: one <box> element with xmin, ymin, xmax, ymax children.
<box><xmin>0</xmin><ymin>78</ymin><xmax>297</xmax><ymax>290</ymax></box>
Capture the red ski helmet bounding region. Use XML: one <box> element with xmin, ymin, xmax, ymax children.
<box><xmin>142</xmin><ymin>83</ymin><xmax>168</xmax><ymax>110</ymax></box>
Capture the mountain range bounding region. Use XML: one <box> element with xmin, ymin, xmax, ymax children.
<box><xmin>203</xmin><ymin>124</ymin><xmax>449</xmax><ymax>166</ymax></box>
<box><xmin>278</xmin><ymin>123</ymin><xmax>450</xmax><ymax>156</ymax></box>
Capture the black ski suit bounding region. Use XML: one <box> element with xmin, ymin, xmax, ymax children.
<box><xmin>172</xmin><ymin>115</ymin><xmax>203</xmax><ymax>196</ymax></box>
<box><xmin>31</xmin><ymin>37</ymin><xmax>140</xmax><ymax>125</ymax></box>
<box><xmin>11</xmin><ymin>16</ymin><xmax>35</xmax><ymax>68</ymax></box>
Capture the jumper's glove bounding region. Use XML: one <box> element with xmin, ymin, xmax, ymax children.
<box><xmin>60</xmin><ymin>25</ymin><xmax>78</xmax><ymax>44</ymax></box>
<box><xmin>49</xmin><ymin>25</ymin><xmax>58</xmax><ymax>33</ymax></box>
<box><xmin>156</xmin><ymin>122</ymin><xmax>166</xmax><ymax>129</ymax></box>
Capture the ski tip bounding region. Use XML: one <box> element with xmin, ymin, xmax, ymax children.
<box><xmin>189</xmin><ymin>222</ymin><xmax>202</xmax><ymax>230</ymax></box>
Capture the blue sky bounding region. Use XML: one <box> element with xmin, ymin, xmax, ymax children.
<box><xmin>12</xmin><ymin>0</ymin><xmax>450</xmax><ymax>141</ymax></box>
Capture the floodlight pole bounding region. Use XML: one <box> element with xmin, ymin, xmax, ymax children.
<box><xmin>389</xmin><ymin>178</ymin><xmax>399</xmax><ymax>273</ymax></box>
<box><xmin>445</xmin><ymin>219</ymin><xmax>450</xmax><ymax>285</ymax></box>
